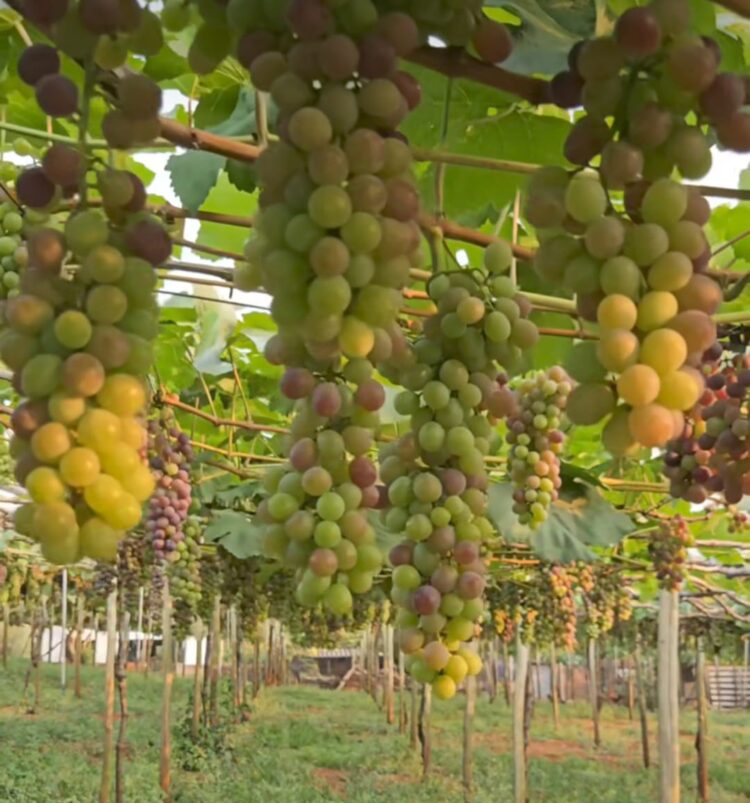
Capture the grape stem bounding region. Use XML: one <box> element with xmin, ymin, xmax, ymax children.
<box><xmin>158</xmin><ymin>395</ymin><xmax>290</xmax><ymax>436</ymax></box>
<box><xmin>713</xmin><ymin>0</ymin><xmax>750</xmax><ymax>19</ymax></box>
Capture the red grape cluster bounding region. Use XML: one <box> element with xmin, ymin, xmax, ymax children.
<box><xmin>550</xmin><ymin>1</ymin><xmax>750</xmax><ymax>160</ymax></box>
<box><xmin>147</xmin><ymin>419</ymin><xmax>194</xmax><ymax>562</ymax></box>
<box><xmin>257</xmin><ymin>370</ymin><xmax>386</xmax><ymax>616</ymax></box>
<box><xmin>648</xmin><ymin>516</ymin><xmax>692</xmax><ymax>590</ymax></box>
<box><xmin>506</xmin><ymin>368</ymin><xmax>571</xmax><ymax>527</ymax></box>
<box><xmin>378</xmin><ymin>1</ymin><xmax>513</xmax><ymax>54</ymax></box>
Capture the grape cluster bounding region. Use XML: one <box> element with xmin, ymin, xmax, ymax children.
<box><xmin>506</xmin><ymin>368</ymin><xmax>571</xmax><ymax>527</ymax></box>
<box><xmin>147</xmin><ymin>420</ymin><xmax>194</xmax><ymax>562</ymax></box>
<box><xmin>378</xmin><ymin>0</ymin><xmax>513</xmax><ymax>55</ymax></box>
<box><xmin>529</xmin><ymin>1</ymin><xmax>732</xmax><ymax>456</ymax></box>
<box><xmin>550</xmin><ymin>2</ymin><xmax>750</xmax><ymax>158</ymax></box>
<box><xmin>257</xmin><ymin>370</ymin><xmax>385</xmax><ymax>616</ymax></box>
<box><xmin>116</xmin><ymin>533</ymin><xmax>151</xmax><ymax>613</ymax></box>
<box><xmin>4</xmin><ymin>2</ymin><xmax>170</xmax><ymax>565</ymax></box>
<box><xmin>219</xmin><ymin>0</ymin><xmax>426</xmax><ymax>371</ymax></box>
<box><xmin>197</xmin><ymin>551</ymin><xmax>223</xmax><ymax>623</ymax></box>
<box><xmin>664</xmin><ymin>354</ymin><xmax>750</xmax><ymax>504</ymax></box>
<box><xmin>169</xmin><ymin>518</ymin><xmax>203</xmax><ymax>637</ymax></box>
<box><xmin>648</xmin><ymin>516</ymin><xmax>692</xmax><ymax>590</ymax></box>
<box><xmin>3</xmin><ymin>214</ymin><xmax>159</xmax><ymax>565</ymax></box>
<box><xmin>487</xmin><ymin>564</ymin><xmax>578</xmax><ymax>651</ymax></box>
<box><xmin>579</xmin><ymin>565</ymin><xmax>632</xmax><ymax>638</ymax></box>
<box><xmin>530</xmin><ymin>170</ymin><xmax>719</xmax><ymax>454</ymax></box>
<box><xmin>0</xmin><ymin>197</ymin><xmax>27</xmax><ymax>301</ymax></box>
<box><xmin>383</xmin><ymin>248</ymin><xmax>540</xmax><ymax>700</ymax></box>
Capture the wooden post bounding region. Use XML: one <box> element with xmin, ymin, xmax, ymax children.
<box><xmin>588</xmin><ymin>639</ymin><xmax>601</xmax><ymax>748</ymax></box>
<box><xmin>696</xmin><ymin>639</ymin><xmax>709</xmax><ymax>803</ymax></box>
<box><xmin>266</xmin><ymin>621</ymin><xmax>274</xmax><ymax>685</ymax></box>
<box><xmin>115</xmin><ymin>611</ymin><xmax>130</xmax><ymax>803</ymax></box>
<box><xmin>410</xmin><ymin>677</ymin><xmax>419</xmax><ymax>749</ymax></box>
<box><xmin>385</xmin><ymin>624</ymin><xmax>395</xmax><ymax>725</ymax></box>
<box><xmin>398</xmin><ymin>648</ymin><xmax>407</xmax><ymax>733</ymax></box>
<box><xmin>550</xmin><ymin>644</ymin><xmax>560</xmax><ymax>731</ymax></box>
<box><xmin>360</xmin><ymin>630</ymin><xmax>369</xmax><ymax>696</ymax></box>
<box><xmin>463</xmin><ymin>675</ymin><xmax>476</xmax><ymax>803</ymax></box>
<box><xmin>657</xmin><ymin>589</ymin><xmax>680</xmax><ymax>803</ymax></box>
<box><xmin>60</xmin><ymin>569</ymin><xmax>68</xmax><ymax>691</ymax></box>
<box><xmin>253</xmin><ymin>630</ymin><xmax>261</xmax><ymax>699</ymax></box>
<box><xmin>635</xmin><ymin>633</ymin><xmax>650</xmax><ymax>768</ymax></box>
<box><xmin>143</xmin><ymin>611</ymin><xmax>152</xmax><ymax>677</ymax></box>
<box><xmin>513</xmin><ymin>637</ymin><xmax>530</xmax><ymax>803</ymax></box>
<box><xmin>209</xmin><ymin>597</ymin><xmax>221</xmax><ymax>725</ymax></box>
<box><xmin>627</xmin><ymin>655</ymin><xmax>636</xmax><ymax>721</ymax></box>
<box><xmin>100</xmin><ymin>589</ymin><xmax>117</xmax><ymax>803</ymax></box>
<box><xmin>228</xmin><ymin>606</ymin><xmax>238</xmax><ymax>717</ymax></box>
<box><xmin>33</xmin><ymin>605</ymin><xmax>45</xmax><ymax>712</ymax></box>
<box><xmin>742</xmin><ymin>638</ymin><xmax>749</xmax><ymax>707</ymax></box>
<box><xmin>1</xmin><ymin>601</ymin><xmax>9</xmax><ymax>668</ymax></box>
<box><xmin>488</xmin><ymin>637</ymin><xmax>498</xmax><ymax>703</ymax></box>
<box><xmin>418</xmin><ymin>683</ymin><xmax>432</xmax><ymax>779</ymax></box>
<box><xmin>191</xmin><ymin>625</ymin><xmax>203</xmax><ymax>740</ymax></box>
<box><xmin>74</xmin><ymin>592</ymin><xmax>84</xmax><ymax>699</ymax></box>
<box><xmin>135</xmin><ymin>588</ymin><xmax>144</xmax><ymax>671</ymax></box>
<box><xmin>160</xmin><ymin>582</ymin><xmax>174</xmax><ymax>802</ymax></box>
<box><xmin>502</xmin><ymin>641</ymin><xmax>511</xmax><ymax>706</ymax></box>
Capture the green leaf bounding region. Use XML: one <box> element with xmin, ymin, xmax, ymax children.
<box><xmin>166</xmin><ymin>151</ymin><xmax>224</xmax><ymax>213</ymax></box>
<box><xmin>487</xmin><ymin>481</ymin><xmax>635</xmax><ymax>563</ymax></box>
<box><xmin>203</xmin><ymin>510</ymin><xmax>265</xmax><ymax>558</ymax></box>
<box><xmin>195</xmin><ymin>86</ymin><xmax>241</xmax><ymax>130</ymax></box>
<box><xmin>196</xmin><ymin>172</ymin><xmax>257</xmax><ymax>257</ymax></box>
<box><xmin>226</xmin><ymin>158</ymin><xmax>257</xmax><ymax>193</ymax></box>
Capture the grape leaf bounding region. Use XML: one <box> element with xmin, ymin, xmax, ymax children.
<box><xmin>166</xmin><ymin>151</ymin><xmax>224</xmax><ymax>213</ymax></box>
<box><xmin>203</xmin><ymin>510</ymin><xmax>265</xmax><ymax>558</ymax></box>
<box><xmin>487</xmin><ymin>481</ymin><xmax>635</xmax><ymax>563</ymax></box>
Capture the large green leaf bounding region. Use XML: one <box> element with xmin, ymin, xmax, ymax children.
<box><xmin>203</xmin><ymin>510</ymin><xmax>265</xmax><ymax>558</ymax></box>
<box><xmin>166</xmin><ymin>151</ymin><xmax>224</xmax><ymax>213</ymax></box>
<box><xmin>487</xmin><ymin>481</ymin><xmax>635</xmax><ymax>562</ymax></box>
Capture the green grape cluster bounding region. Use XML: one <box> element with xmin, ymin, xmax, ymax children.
<box><xmin>219</xmin><ymin>550</ymin><xmax>268</xmax><ymax>634</ymax></box>
<box><xmin>4</xmin><ymin>215</ymin><xmax>160</xmax><ymax>566</ymax></box>
<box><xmin>169</xmin><ymin>518</ymin><xmax>203</xmax><ymax>637</ymax></box>
<box><xmin>197</xmin><ymin>551</ymin><xmax>223</xmax><ymax>623</ymax></box>
<box><xmin>0</xmin><ymin>198</ymin><xmax>27</xmax><ymax>301</ymax></box>
<box><xmin>648</xmin><ymin>516</ymin><xmax>692</xmax><ymax>590</ymax></box>
<box><xmin>209</xmin><ymin>0</ymin><xmax>426</xmax><ymax>371</ymax></box>
<box><xmin>257</xmin><ymin>370</ymin><xmax>386</xmax><ymax>616</ymax></box>
<box><xmin>382</xmin><ymin>247</ymin><xmax>540</xmax><ymax>700</ymax></box>
<box><xmin>506</xmin><ymin>368</ymin><xmax>571</xmax><ymax>527</ymax></box>
<box><xmin>529</xmin><ymin>168</ymin><xmax>719</xmax><ymax>455</ymax></box>
<box><xmin>7</xmin><ymin>5</ymin><xmax>170</xmax><ymax>566</ymax></box>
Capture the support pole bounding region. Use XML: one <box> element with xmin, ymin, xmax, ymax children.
<box><xmin>135</xmin><ymin>588</ymin><xmax>144</xmax><ymax>671</ymax></box>
<box><xmin>99</xmin><ymin>589</ymin><xmax>117</xmax><ymax>803</ymax></box>
<box><xmin>209</xmin><ymin>597</ymin><xmax>220</xmax><ymax>725</ymax></box>
<box><xmin>1</xmin><ymin>601</ymin><xmax>9</xmax><ymax>668</ymax></box>
<box><xmin>463</xmin><ymin>674</ymin><xmax>476</xmax><ymax>803</ymax></box>
<box><xmin>191</xmin><ymin>624</ymin><xmax>203</xmax><ymax>740</ymax></box>
<box><xmin>398</xmin><ymin>648</ymin><xmax>407</xmax><ymax>733</ymax></box>
<box><xmin>550</xmin><ymin>644</ymin><xmax>560</xmax><ymax>730</ymax></box>
<box><xmin>418</xmin><ymin>683</ymin><xmax>432</xmax><ymax>779</ymax></box>
<box><xmin>60</xmin><ymin>569</ymin><xmax>68</xmax><ymax>691</ymax></box>
<box><xmin>657</xmin><ymin>589</ymin><xmax>680</xmax><ymax>803</ymax></box>
<box><xmin>635</xmin><ymin>633</ymin><xmax>651</xmax><ymax>769</ymax></box>
<box><xmin>588</xmin><ymin>639</ymin><xmax>601</xmax><ymax>747</ymax></box>
<box><xmin>74</xmin><ymin>592</ymin><xmax>84</xmax><ymax>699</ymax></box>
<box><xmin>503</xmin><ymin>641</ymin><xmax>512</xmax><ymax>706</ymax></box>
<box><xmin>696</xmin><ymin>639</ymin><xmax>709</xmax><ymax>803</ymax></box>
<box><xmin>115</xmin><ymin>611</ymin><xmax>130</xmax><ymax>803</ymax></box>
<box><xmin>385</xmin><ymin>624</ymin><xmax>395</xmax><ymax>725</ymax></box>
<box><xmin>410</xmin><ymin>678</ymin><xmax>419</xmax><ymax>749</ymax></box>
<box><xmin>513</xmin><ymin>635</ymin><xmax>530</xmax><ymax>803</ymax></box>
<box><xmin>160</xmin><ymin>582</ymin><xmax>174</xmax><ymax>802</ymax></box>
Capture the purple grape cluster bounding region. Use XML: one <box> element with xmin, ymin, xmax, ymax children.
<box><xmin>146</xmin><ymin>419</ymin><xmax>193</xmax><ymax>561</ymax></box>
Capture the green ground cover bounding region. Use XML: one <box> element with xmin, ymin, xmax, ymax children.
<box><xmin>0</xmin><ymin>660</ymin><xmax>748</xmax><ymax>802</ymax></box>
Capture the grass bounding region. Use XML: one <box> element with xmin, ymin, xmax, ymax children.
<box><xmin>0</xmin><ymin>658</ymin><xmax>748</xmax><ymax>802</ymax></box>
